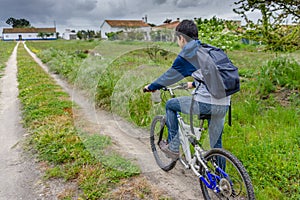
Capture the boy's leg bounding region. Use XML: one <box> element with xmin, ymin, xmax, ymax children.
<box><xmin>166</xmin><ymin>96</ymin><xmax>197</xmax><ymax>152</ymax></box>
<box><xmin>208</xmin><ymin>105</ymin><xmax>229</xmax><ymax>149</ymax></box>
<box><xmin>206</xmin><ymin>105</ymin><xmax>229</xmax><ymax>170</ymax></box>
<box><xmin>165</xmin><ymin>98</ymin><xmax>179</xmax><ymax>144</ymax></box>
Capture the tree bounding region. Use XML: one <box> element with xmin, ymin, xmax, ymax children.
<box><xmin>195</xmin><ymin>16</ymin><xmax>241</xmax><ymax>50</ymax></box>
<box><xmin>233</xmin><ymin>0</ymin><xmax>300</xmax><ymax>51</ymax></box>
<box><xmin>37</xmin><ymin>32</ymin><xmax>45</xmax><ymax>39</ymax></box>
<box><xmin>6</xmin><ymin>17</ymin><xmax>31</xmax><ymax>28</ymax></box>
<box><xmin>37</xmin><ymin>32</ymin><xmax>54</xmax><ymax>39</ymax></box>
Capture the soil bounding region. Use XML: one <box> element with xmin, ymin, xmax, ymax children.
<box><xmin>0</xmin><ymin>42</ymin><xmax>204</xmax><ymax>199</ymax></box>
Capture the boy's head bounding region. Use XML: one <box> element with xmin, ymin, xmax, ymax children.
<box><xmin>175</xmin><ymin>19</ymin><xmax>198</xmax><ymax>42</ymax></box>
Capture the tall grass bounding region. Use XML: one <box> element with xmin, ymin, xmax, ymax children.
<box><xmin>257</xmin><ymin>57</ymin><xmax>300</xmax><ymax>95</ymax></box>
<box><xmin>27</xmin><ymin>40</ymin><xmax>300</xmax><ymax>199</ymax></box>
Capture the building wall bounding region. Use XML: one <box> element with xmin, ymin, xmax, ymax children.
<box><xmin>100</xmin><ymin>22</ymin><xmax>151</xmax><ymax>40</ymax></box>
<box><xmin>62</xmin><ymin>32</ymin><xmax>77</xmax><ymax>40</ymax></box>
<box><xmin>100</xmin><ymin>22</ymin><xmax>115</xmax><ymax>38</ymax></box>
<box><xmin>2</xmin><ymin>32</ymin><xmax>56</xmax><ymax>41</ymax></box>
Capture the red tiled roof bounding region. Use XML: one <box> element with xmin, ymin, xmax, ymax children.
<box><xmin>3</xmin><ymin>27</ymin><xmax>56</xmax><ymax>33</ymax></box>
<box><xmin>105</xmin><ymin>20</ymin><xmax>150</xmax><ymax>28</ymax></box>
<box><xmin>156</xmin><ymin>21</ymin><xmax>180</xmax><ymax>29</ymax></box>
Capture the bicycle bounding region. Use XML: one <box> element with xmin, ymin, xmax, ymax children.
<box><xmin>149</xmin><ymin>84</ymin><xmax>255</xmax><ymax>199</ymax></box>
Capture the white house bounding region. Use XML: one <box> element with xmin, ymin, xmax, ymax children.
<box><xmin>62</xmin><ymin>29</ymin><xmax>77</xmax><ymax>40</ymax></box>
<box><xmin>2</xmin><ymin>27</ymin><xmax>57</xmax><ymax>41</ymax></box>
<box><xmin>100</xmin><ymin>20</ymin><xmax>151</xmax><ymax>40</ymax></box>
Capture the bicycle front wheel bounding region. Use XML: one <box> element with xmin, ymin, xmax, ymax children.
<box><xmin>199</xmin><ymin>148</ymin><xmax>255</xmax><ymax>200</ymax></box>
<box><xmin>150</xmin><ymin>115</ymin><xmax>177</xmax><ymax>171</ymax></box>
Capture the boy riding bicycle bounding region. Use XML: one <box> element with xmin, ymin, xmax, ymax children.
<box><xmin>144</xmin><ymin>19</ymin><xmax>230</xmax><ymax>159</ymax></box>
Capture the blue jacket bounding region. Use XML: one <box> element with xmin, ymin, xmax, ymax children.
<box><xmin>148</xmin><ymin>40</ymin><xmax>201</xmax><ymax>91</ymax></box>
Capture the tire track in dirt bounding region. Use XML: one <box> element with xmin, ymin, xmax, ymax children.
<box><xmin>24</xmin><ymin>42</ymin><xmax>204</xmax><ymax>200</ymax></box>
<box><xmin>0</xmin><ymin>42</ymin><xmax>41</xmax><ymax>200</ymax></box>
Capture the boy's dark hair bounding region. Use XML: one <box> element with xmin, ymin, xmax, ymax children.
<box><xmin>175</xmin><ymin>19</ymin><xmax>198</xmax><ymax>41</ymax></box>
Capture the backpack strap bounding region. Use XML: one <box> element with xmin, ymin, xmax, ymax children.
<box><xmin>228</xmin><ymin>102</ymin><xmax>232</xmax><ymax>126</ymax></box>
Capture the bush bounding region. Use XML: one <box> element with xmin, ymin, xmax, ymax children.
<box><xmin>195</xmin><ymin>16</ymin><xmax>241</xmax><ymax>50</ymax></box>
<box><xmin>257</xmin><ymin>57</ymin><xmax>300</xmax><ymax>96</ymax></box>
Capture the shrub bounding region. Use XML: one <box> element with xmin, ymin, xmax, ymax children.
<box><xmin>257</xmin><ymin>57</ymin><xmax>300</xmax><ymax>96</ymax></box>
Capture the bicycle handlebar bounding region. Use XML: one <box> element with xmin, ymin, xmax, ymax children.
<box><xmin>162</xmin><ymin>82</ymin><xmax>188</xmax><ymax>91</ymax></box>
<box><xmin>143</xmin><ymin>83</ymin><xmax>189</xmax><ymax>100</ymax></box>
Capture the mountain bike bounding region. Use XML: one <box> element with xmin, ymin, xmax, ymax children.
<box><xmin>149</xmin><ymin>84</ymin><xmax>255</xmax><ymax>199</ymax></box>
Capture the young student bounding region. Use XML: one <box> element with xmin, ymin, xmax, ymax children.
<box><xmin>144</xmin><ymin>19</ymin><xmax>229</xmax><ymax>159</ymax></box>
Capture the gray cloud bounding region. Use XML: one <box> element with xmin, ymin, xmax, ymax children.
<box><xmin>174</xmin><ymin>0</ymin><xmax>200</xmax><ymax>8</ymax></box>
<box><xmin>0</xmin><ymin>0</ymin><xmax>244</xmax><ymax>33</ymax></box>
<box><xmin>154</xmin><ymin>0</ymin><xmax>167</xmax><ymax>4</ymax></box>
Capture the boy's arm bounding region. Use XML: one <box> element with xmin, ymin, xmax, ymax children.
<box><xmin>147</xmin><ymin>56</ymin><xmax>197</xmax><ymax>91</ymax></box>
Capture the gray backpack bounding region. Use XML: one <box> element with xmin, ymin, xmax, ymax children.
<box><xmin>192</xmin><ymin>43</ymin><xmax>240</xmax><ymax>99</ymax></box>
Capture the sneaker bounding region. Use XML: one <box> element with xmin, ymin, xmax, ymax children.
<box><xmin>159</xmin><ymin>141</ymin><xmax>179</xmax><ymax>160</ymax></box>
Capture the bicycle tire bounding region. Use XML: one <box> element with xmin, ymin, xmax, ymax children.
<box><xmin>199</xmin><ymin>148</ymin><xmax>255</xmax><ymax>200</ymax></box>
<box><xmin>150</xmin><ymin>115</ymin><xmax>177</xmax><ymax>171</ymax></box>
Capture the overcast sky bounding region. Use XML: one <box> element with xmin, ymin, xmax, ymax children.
<box><xmin>0</xmin><ymin>0</ymin><xmax>259</xmax><ymax>33</ymax></box>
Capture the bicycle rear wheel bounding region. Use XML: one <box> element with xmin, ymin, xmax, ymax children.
<box><xmin>150</xmin><ymin>115</ymin><xmax>177</xmax><ymax>171</ymax></box>
<box><xmin>199</xmin><ymin>148</ymin><xmax>255</xmax><ymax>200</ymax></box>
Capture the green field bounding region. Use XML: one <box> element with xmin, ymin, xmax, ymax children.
<box><xmin>24</xmin><ymin>39</ymin><xmax>300</xmax><ymax>199</ymax></box>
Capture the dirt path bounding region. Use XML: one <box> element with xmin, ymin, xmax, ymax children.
<box><xmin>23</xmin><ymin>43</ymin><xmax>204</xmax><ymax>200</ymax></box>
<box><xmin>0</xmin><ymin>42</ymin><xmax>41</xmax><ymax>199</ymax></box>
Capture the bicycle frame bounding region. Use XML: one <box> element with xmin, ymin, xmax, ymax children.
<box><xmin>149</xmin><ymin>85</ymin><xmax>255</xmax><ymax>199</ymax></box>
<box><xmin>176</xmin><ymin>108</ymin><xmax>231</xmax><ymax>194</ymax></box>
<box><xmin>158</xmin><ymin>85</ymin><xmax>234</xmax><ymax>195</ymax></box>
<box><xmin>177</xmin><ymin>112</ymin><xmax>199</xmax><ymax>166</ymax></box>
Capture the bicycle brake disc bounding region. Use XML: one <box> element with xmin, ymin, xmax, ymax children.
<box><xmin>219</xmin><ymin>178</ymin><xmax>232</xmax><ymax>197</ymax></box>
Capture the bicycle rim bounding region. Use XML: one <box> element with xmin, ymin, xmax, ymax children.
<box><xmin>150</xmin><ymin>115</ymin><xmax>177</xmax><ymax>171</ymax></box>
<box><xmin>199</xmin><ymin>148</ymin><xmax>255</xmax><ymax>200</ymax></box>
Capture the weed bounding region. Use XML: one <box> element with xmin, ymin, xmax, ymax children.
<box><xmin>257</xmin><ymin>57</ymin><xmax>300</xmax><ymax>96</ymax></box>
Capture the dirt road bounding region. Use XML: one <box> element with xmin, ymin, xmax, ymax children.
<box><xmin>0</xmin><ymin>43</ymin><xmax>40</xmax><ymax>199</ymax></box>
<box><xmin>0</xmin><ymin>42</ymin><xmax>204</xmax><ymax>199</ymax></box>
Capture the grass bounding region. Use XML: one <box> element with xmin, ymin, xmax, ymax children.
<box><xmin>224</xmin><ymin>55</ymin><xmax>299</xmax><ymax>199</ymax></box>
<box><xmin>17</xmin><ymin>42</ymin><xmax>170</xmax><ymax>199</ymax></box>
<box><xmin>26</xmin><ymin>40</ymin><xmax>300</xmax><ymax>199</ymax></box>
<box><xmin>0</xmin><ymin>41</ymin><xmax>16</xmax><ymax>79</ymax></box>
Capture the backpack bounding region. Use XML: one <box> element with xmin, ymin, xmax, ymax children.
<box><xmin>191</xmin><ymin>43</ymin><xmax>240</xmax><ymax>99</ymax></box>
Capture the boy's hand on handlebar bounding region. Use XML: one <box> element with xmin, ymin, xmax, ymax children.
<box><xmin>187</xmin><ymin>82</ymin><xmax>195</xmax><ymax>89</ymax></box>
<box><xmin>143</xmin><ymin>87</ymin><xmax>150</xmax><ymax>92</ymax></box>
<box><xmin>143</xmin><ymin>85</ymin><xmax>155</xmax><ymax>93</ymax></box>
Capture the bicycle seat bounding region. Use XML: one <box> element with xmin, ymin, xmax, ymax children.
<box><xmin>198</xmin><ymin>113</ymin><xmax>211</xmax><ymax>120</ymax></box>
